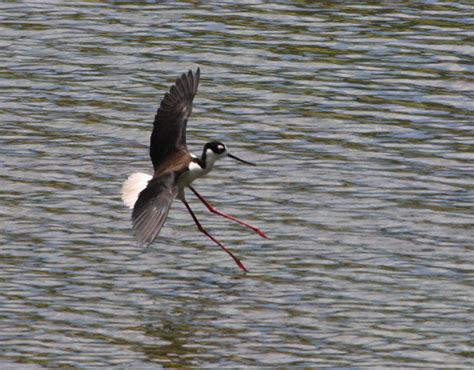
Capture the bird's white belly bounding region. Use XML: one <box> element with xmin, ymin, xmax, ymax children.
<box><xmin>177</xmin><ymin>161</ymin><xmax>212</xmax><ymax>199</ymax></box>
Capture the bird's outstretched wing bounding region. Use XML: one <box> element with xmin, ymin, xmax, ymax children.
<box><xmin>132</xmin><ymin>172</ymin><xmax>178</xmax><ymax>246</ymax></box>
<box><xmin>150</xmin><ymin>68</ymin><xmax>200</xmax><ymax>172</ymax></box>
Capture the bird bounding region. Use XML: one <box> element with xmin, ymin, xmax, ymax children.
<box><xmin>121</xmin><ymin>68</ymin><xmax>268</xmax><ymax>272</ymax></box>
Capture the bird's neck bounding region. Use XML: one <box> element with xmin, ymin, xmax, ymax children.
<box><xmin>199</xmin><ymin>157</ymin><xmax>214</xmax><ymax>172</ymax></box>
<box><xmin>200</xmin><ymin>150</ymin><xmax>219</xmax><ymax>171</ymax></box>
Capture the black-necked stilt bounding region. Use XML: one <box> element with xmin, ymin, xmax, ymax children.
<box><xmin>121</xmin><ymin>68</ymin><xmax>268</xmax><ymax>272</ymax></box>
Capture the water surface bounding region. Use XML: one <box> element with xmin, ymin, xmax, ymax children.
<box><xmin>1</xmin><ymin>1</ymin><xmax>473</xmax><ymax>368</ymax></box>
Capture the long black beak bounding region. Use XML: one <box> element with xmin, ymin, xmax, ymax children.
<box><xmin>228</xmin><ymin>153</ymin><xmax>256</xmax><ymax>166</ymax></box>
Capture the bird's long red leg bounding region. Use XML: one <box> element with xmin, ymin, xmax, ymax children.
<box><xmin>181</xmin><ymin>198</ymin><xmax>249</xmax><ymax>273</ymax></box>
<box><xmin>189</xmin><ymin>186</ymin><xmax>269</xmax><ymax>240</ymax></box>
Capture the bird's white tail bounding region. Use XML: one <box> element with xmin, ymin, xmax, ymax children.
<box><xmin>121</xmin><ymin>172</ymin><xmax>153</xmax><ymax>209</ymax></box>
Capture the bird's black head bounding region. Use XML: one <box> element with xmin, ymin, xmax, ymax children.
<box><xmin>204</xmin><ymin>141</ymin><xmax>227</xmax><ymax>155</ymax></box>
<box><xmin>202</xmin><ymin>141</ymin><xmax>256</xmax><ymax>166</ymax></box>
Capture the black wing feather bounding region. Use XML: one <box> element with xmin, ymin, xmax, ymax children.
<box><xmin>150</xmin><ymin>68</ymin><xmax>200</xmax><ymax>171</ymax></box>
<box><xmin>132</xmin><ymin>173</ymin><xmax>178</xmax><ymax>246</ymax></box>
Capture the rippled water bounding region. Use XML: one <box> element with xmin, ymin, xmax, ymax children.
<box><xmin>1</xmin><ymin>1</ymin><xmax>473</xmax><ymax>368</ymax></box>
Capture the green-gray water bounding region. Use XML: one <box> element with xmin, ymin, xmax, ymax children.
<box><xmin>1</xmin><ymin>1</ymin><xmax>473</xmax><ymax>368</ymax></box>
